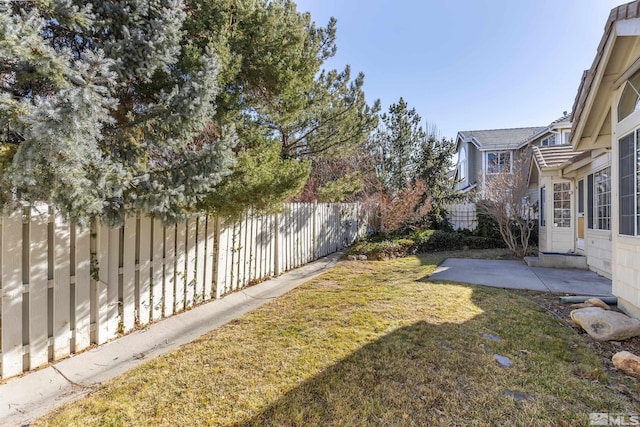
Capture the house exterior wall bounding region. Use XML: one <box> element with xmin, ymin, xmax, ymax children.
<box><xmin>570</xmin><ymin>152</ymin><xmax>613</xmax><ymax>278</ymax></box>
<box><xmin>612</xmin><ymin>82</ymin><xmax>640</xmax><ymax>318</ymax></box>
<box><xmin>584</xmin><ymin>229</ymin><xmax>612</xmax><ymax>278</ymax></box>
<box><xmin>539</xmin><ymin>224</ymin><xmax>548</xmax><ymax>251</ymax></box>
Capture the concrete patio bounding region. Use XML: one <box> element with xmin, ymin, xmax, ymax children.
<box><xmin>428</xmin><ymin>258</ymin><xmax>612</xmax><ymax>297</ymax></box>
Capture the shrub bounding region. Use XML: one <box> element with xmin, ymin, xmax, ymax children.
<box><xmin>349</xmin><ymin>230</ymin><xmax>505</xmax><ymax>260</ymax></box>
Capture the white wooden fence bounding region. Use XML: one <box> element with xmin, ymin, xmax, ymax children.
<box><xmin>0</xmin><ymin>203</ymin><xmax>365</xmax><ymax>380</ymax></box>
<box><xmin>447</xmin><ymin>202</ymin><xmax>477</xmax><ymax>231</ymax></box>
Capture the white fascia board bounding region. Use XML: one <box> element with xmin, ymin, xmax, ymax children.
<box><xmin>572</xmin><ymin>28</ymin><xmax>617</xmax><ymax>150</ymax></box>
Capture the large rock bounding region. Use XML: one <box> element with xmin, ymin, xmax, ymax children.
<box><xmin>570</xmin><ymin>307</ymin><xmax>640</xmax><ymax>341</ymax></box>
<box><xmin>584</xmin><ymin>298</ymin><xmax>611</xmax><ymax>310</ymax></box>
<box><xmin>612</xmin><ymin>351</ymin><xmax>640</xmax><ymax>378</ymax></box>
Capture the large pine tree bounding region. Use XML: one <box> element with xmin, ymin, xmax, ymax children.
<box><xmin>0</xmin><ymin>0</ymin><xmax>235</xmax><ymax>224</ymax></box>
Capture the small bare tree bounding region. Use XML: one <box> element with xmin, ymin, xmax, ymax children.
<box><xmin>477</xmin><ymin>150</ymin><xmax>536</xmax><ymax>257</ymax></box>
<box><xmin>365</xmin><ymin>179</ymin><xmax>431</xmax><ymax>235</ymax></box>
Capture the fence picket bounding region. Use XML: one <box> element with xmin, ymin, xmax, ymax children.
<box><xmin>175</xmin><ymin>222</ymin><xmax>186</xmax><ymax>312</ymax></box>
<box><xmin>138</xmin><ymin>216</ymin><xmax>152</xmax><ymax>326</ymax></box>
<box><xmin>163</xmin><ymin>224</ymin><xmax>176</xmax><ymax>317</ymax></box>
<box><xmin>1</xmin><ymin>211</ymin><xmax>24</xmax><ymax>378</ymax></box>
<box><xmin>185</xmin><ymin>218</ymin><xmax>197</xmax><ymax>308</ymax></box>
<box><xmin>53</xmin><ymin>213</ymin><xmax>71</xmax><ymax>360</ymax></box>
<box><xmin>74</xmin><ymin>224</ymin><xmax>91</xmax><ymax>352</ymax></box>
<box><xmin>94</xmin><ymin>223</ymin><xmax>109</xmax><ymax>344</ymax></box>
<box><xmin>203</xmin><ymin>217</ymin><xmax>215</xmax><ymax>301</ymax></box>
<box><xmin>28</xmin><ymin>207</ymin><xmax>49</xmax><ymax>369</ymax></box>
<box><xmin>122</xmin><ymin>217</ymin><xmax>136</xmax><ymax>333</ymax></box>
<box><xmin>196</xmin><ymin>217</ymin><xmax>206</xmax><ymax>304</ymax></box>
<box><xmin>151</xmin><ymin>219</ymin><xmax>163</xmax><ymax>321</ymax></box>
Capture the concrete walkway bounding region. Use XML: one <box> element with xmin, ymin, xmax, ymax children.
<box><xmin>428</xmin><ymin>258</ymin><xmax>613</xmax><ymax>296</ymax></box>
<box><xmin>0</xmin><ymin>252</ymin><xmax>344</xmax><ymax>427</ymax></box>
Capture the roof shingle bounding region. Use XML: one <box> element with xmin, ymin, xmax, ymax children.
<box><xmin>458</xmin><ymin>127</ymin><xmax>546</xmax><ymax>150</ymax></box>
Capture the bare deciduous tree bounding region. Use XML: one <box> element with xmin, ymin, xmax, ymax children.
<box><xmin>365</xmin><ymin>179</ymin><xmax>431</xmax><ymax>235</ymax></box>
<box><xmin>477</xmin><ymin>150</ymin><xmax>536</xmax><ymax>257</ymax></box>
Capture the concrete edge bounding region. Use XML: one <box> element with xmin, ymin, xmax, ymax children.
<box><xmin>0</xmin><ymin>251</ymin><xmax>345</xmax><ymax>426</ymax></box>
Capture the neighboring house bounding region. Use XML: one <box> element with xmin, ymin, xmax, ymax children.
<box><xmin>454</xmin><ymin>127</ymin><xmax>545</xmax><ymax>195</ymax></box>
<box><xmin>568</xmin><ymin>0</ymin><xmax>640</xmax><ymax>318</ymax></box>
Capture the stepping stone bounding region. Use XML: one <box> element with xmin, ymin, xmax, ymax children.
<box><xmin>493</xmin><ymin>354</ymin><xmax>511</xmax><ymax>368</ymax></box>
<box><xmin>482</xmin><ymin>333</ymin><xmax>501</xmax><ymax>342</ymax></box>
<box><xmin>504</xmin><ymin>390</ymin><xmax>534</xmax><ymax>402</ymax></box>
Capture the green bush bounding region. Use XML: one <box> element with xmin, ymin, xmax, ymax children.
<box><xmin>349</xmin><ymin>230</ymin><xmax>505</xmax><ymax>260</ymax></box>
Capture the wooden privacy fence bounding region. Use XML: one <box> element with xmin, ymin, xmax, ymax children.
<box><xmin>447</xmin><ymin>202</ymin><xmax>478</xmax><ymax>231</ymax></box>
<box><xmin>0</xmin><ymin>202</ymin><xmax>365</xmax><ymax>380</ymax></box>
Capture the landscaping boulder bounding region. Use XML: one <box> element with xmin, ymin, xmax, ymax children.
<box><xmin>612</xmin><ymin>351</ymin><xmax>640</xmax><ymax>378</ymax></box>
<box><xmin>570</xmin><ymin>298</ymin><xmax>611</xmax><ymax>310</ymax></box>
<box><xmin>584</xmin><ymin>298</ymin><xmax>611</xmax><ymax>310</ymax></box>
<box><xmin>570</xmin><ymin>307</ymin><xmax>640</xmax><ymax>341</ymax></box>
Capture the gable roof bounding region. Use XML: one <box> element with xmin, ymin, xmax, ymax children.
<box><xmin>571</xmin><ymin>1</ymin><xmax>640</xmax><ymax>148</ymax></box>
<box><xmin>457</xmin><ymin>127</ymin><xmax>545</xmax><ymax>151</ymax></box>
<box><xmin>516</xmin><ymin>114</ymin><xmax>572</xmax><ymax>148</ymax></box>
<box><xmin>532</xmin><ymin>145</ymin><xmax>583</xmax><ymax>170</ymax></box>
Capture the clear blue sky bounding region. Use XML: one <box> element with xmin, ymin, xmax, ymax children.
<box><xmin>295</xmin><ymin>0</ymin><xmax>625</xmax><ymax>140</ymax></box>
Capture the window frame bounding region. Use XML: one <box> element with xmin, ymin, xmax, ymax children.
<box><xmin>458</xmin><ymin>144</ymin><xmax>467</xmax><ymax>182</ymax></box>
<box><xmin>618</xmin><ymin>130</ymin><xmax>640</xmax><ymax>236</ymax></box>
<box><xmin>540</xmin><ymin>134</ymin><xmax>557</xmax><ymax>147</ymax></box>
<box><xmin>552</xmin><ymin>182</ymin><xmax>571</xmax><ymax>228</ymax></box>
<box><xmin>486</xmin><ymin>151</ymin><xmax>512</xmax><ymax>174</ymax></box>
<box><xmin>588</xmin><ymin>167</ymin><xmax>611</xmax><ymax>231</ymax></box>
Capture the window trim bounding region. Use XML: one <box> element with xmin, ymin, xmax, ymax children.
<box><xmin>540</xmin><ymin>134</ymin><xmax>557</xmax><ymax>147</ymax></box>
<box><xmin>486</xmin><ymin>151</ymin><xmax>512</xmax><ymax>174</ymax></box>
<box><xmin>589</xmin><ymin>167</ymin><xmax>611</xmax><ymax>231</ymax></box>
<box><xmin>552</xmin><ymin>182</ymin><xmax>571</xmax><ymax>228</ymax></box>
<box><xmin>618</xmin><ymin>130</ymin><xmax>639</xmax><ymax>236</ymax></box>
<box><xmin>458</xmin><ymin>144</ymin><xmax>467</xmax><ymax>182</ymax></box>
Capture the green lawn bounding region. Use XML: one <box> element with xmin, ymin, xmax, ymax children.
<box><xmin>37</xmin><ymin>250</ymin><xmax>637</xmax><ymax>426</ymax></box>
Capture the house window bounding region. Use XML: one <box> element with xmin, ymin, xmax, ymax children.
<box><xmin>563</xmin><ymin>131</ymin><xmax>571</xmax><ymax>145</ymax></box>
<box><xmin>578</xmin><ymin>179</ymin><xmax>584</xmax><ymax>214</ymax></box>
<box><xmin>619</xmin><ymin>130</ymin><xmax>640</xmax><ymax>235</ymax></box>
<box><xmin>540</xmin><ymin>135</ymin><xmax>557</xmax><ymax>146</ymax></box>
<box><xmin>618</xmin><ymin>69</ymin><xmax>640</xmax><ymax>122</ymax></box>
<box><xmin>553</xmin><ymin>182</ymin><xmax>571</xmax><ymax>228</ymax></box>
<box><xmin>487</xmin><ymin>151</ymin><xmax>511</xmax><ymax>174</ymax></box>
<box><xmin>458</xmin><ymin>144</ymin><xmax>467</xmax><ymax>181</ymax></box>
<box><xmin>540</xmin><ymin>187</ymin><xmax>546</xmax><ymax>227</ymax></box>
<box><xmin>588</xmin><ymin>167</ymin><xmax>611</xmax><ymax>230</ymax></box>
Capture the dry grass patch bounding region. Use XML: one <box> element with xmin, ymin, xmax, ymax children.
<box><xmin>37</xmin><ymin>250</ymin><xmax>636</xmax><ymax>426</ymax></box>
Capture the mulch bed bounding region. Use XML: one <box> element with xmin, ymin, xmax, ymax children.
<box><xmin>515</xmin><ymin>290</ymin><xmax>640</xmax><ymax>405</ymax></box>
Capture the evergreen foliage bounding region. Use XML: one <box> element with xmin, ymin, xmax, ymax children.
<box><xmin>1</xmin><ymin>0</ymin><xmax>379</xmax><ymax>223</ymax></box>
<box><xmin>368</xmin><ymin>97</ymin><xmax>457</xmax><ymax>228</ymax></box>
<box><xmin>317</xmin><ymin>172</ymin><xmax>363</xmax><ymax>203</ymax></box>
<box><xmin>372</xmin><ymin>97</ymin><xmax>425</xmax><ymax>191</ymax></box>
<box><xmin>414</xmin><ymin>134</ymin><xmax>459</xmax><ymax>225</ymax></box>
<box><xmin>1</xmin><ymin>0</ymin><xmax>235</xmax><ymax>224</ymax></box>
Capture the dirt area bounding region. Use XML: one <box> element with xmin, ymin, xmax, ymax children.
<box><xmin>516</xmin><ymin>290</ymin><xmax>640</xmax><ymax>404</ymax></box>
